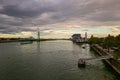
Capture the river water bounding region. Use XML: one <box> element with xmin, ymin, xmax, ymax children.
<box><xmin>0</xmin><ymin>40</ymin><xmax>119</xmax><ymax>80</ymax></box>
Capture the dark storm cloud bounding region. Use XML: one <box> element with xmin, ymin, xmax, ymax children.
<box><xmin>0</xmin><ymin>0</ymin><xmax>120</xmax><ymax>20</ymax></box>
<box><xmin>0</xmin><ymin>0</ymin><xmax>120</xmax><ymax>34</ymax></box>
<box><xmin>1</xmin><ymin>5</ymin><xmax>39</xmax><ymax>18</ymax></box>
<box><xmin>0</xmin><ymin>14</ymin><xmax>26</xmax><ymax>27</ymax></box>
<box><xmin>0</xmin><ymin>27</ymin><xmax>18</xmax><ymax>34</ymax></box>
<box><xmin>0</xmin><ymin>3</ymin><xmax>56</xmax><ymax>18</ymax></box>
<box><xmin>0</xmin><ymin>26</ymin><xmax>36</xmax><ymax>34</ymax></box>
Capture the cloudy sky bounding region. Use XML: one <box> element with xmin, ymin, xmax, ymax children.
<box><xmin>0</xmin><ymin>0</ymin><xmax>120</xmax><ymax>38</ymax></box>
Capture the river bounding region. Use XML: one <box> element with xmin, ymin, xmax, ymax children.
<box><xmin>0</xmin><ymin>40</ymin><xmax>119</xmax><ymax>80</ymax></box>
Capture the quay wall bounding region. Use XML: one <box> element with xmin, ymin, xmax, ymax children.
<box><xmin>91</xmin><ymin>44</ymin><xmax>120</xmax><ymax>75</ymax></box>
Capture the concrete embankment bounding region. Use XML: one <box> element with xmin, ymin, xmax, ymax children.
<box><xmin>91</xmin><ymin>44</ymin><xmax>120</xmax><ymax>75</ymax></box>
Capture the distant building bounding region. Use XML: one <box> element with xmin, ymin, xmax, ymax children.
<box><xmin>72</xmin><ymin>34</ymin><xmax>82</xmax><ymax>42</ymax></box>
<box><xmin>72</xmin><ymin>32</ymin><xmax>88</xmax><ymax>43</ymax></box>
<box><xmin>29</xmin><ymin>36</ymin><xmax>34</xmax><ymax>40</ymax></box>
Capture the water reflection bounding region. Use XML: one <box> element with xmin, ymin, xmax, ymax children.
<box><xmin>37</xmin><ymin>42</ymin><xmax>40</xmax><ymax>52</ymax></box>
<box><xmin>0</xmin><ymin>40</ymin><xmax>119</xmax><ymax>80</ymax></box>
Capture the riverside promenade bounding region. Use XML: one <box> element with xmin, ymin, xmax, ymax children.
<box><xmin>91</xmin><ymin>44</ymin><xmax>120</xmax><ymax>75</ymax></box>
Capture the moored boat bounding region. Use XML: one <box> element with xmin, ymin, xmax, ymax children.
<box><xmin>78</xmin><ymin>58</ymin><xmax>86</xmax><ymax>68</ymax></box>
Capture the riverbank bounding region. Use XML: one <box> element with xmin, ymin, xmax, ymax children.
<box><xmin>0</xmin><ymin>40</ymin><xmax>34</xmax><ymax>43</ymax></box>
<box><xmin>91</xmin><ymin>44</ymin><xmax>120</xmax><ymax>75</ymax></box>
<box><xmin>0</xmin><ymin>39</ymin><xmax>71</xmax><ymax>43</ymax></box>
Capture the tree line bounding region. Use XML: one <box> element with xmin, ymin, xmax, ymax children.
<box><xmin>89</xmin><ymin>34</ymin><xmax>120</xmax><ymax>49</ymax></box>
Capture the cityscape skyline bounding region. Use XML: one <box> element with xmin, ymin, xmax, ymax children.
<box><xmin>0</xmin><ymin>0</ymin><xmax>120</xmax><ymax>38</ymax></box>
